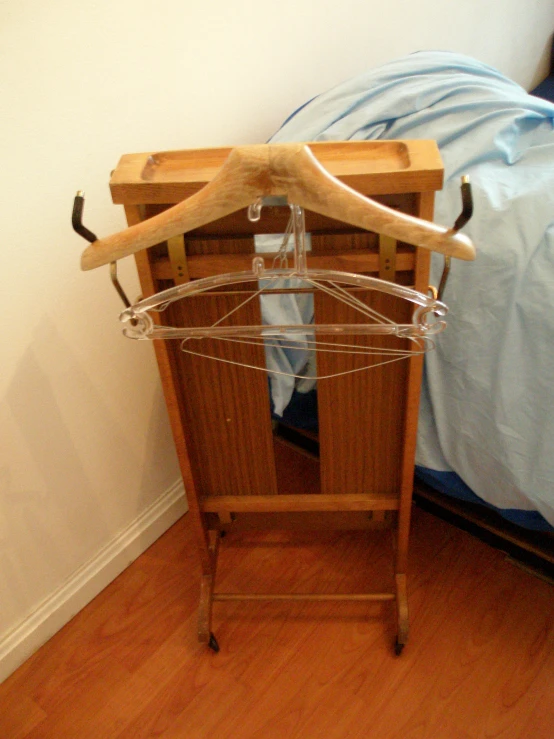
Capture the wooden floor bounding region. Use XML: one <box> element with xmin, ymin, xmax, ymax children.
<box><xmin>1</xmin><ymin>506</ymin><xmax>554</xmax><ymax>739</ymax></box>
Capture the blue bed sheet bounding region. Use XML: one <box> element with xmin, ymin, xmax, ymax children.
<box><xmin>416</xmin><ymin>467</ymin><xmax>552</xmax><ymax>532</ymax></box>
<box><xmin>267</xmin><ymin>51</ymin><xmax>554</xmax><ymax>531</ymax></box>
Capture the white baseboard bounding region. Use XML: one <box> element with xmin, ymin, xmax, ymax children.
<box><xmin>0</xmin><ymin>480</ymin><xmax>188</xmax><ymax>684</ymax></box>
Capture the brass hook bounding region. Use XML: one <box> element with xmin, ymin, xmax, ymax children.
<box><xmin>437</xmin><ymin>176</ymin><xmax>473</xmax><ymax>301</ymax></box>
<box><xmin>72</xmin><ymin>191</ymin><xmax>132</xmax><ymax>311</ymax></box>
<box><xmin>110</xmin><ymin>262</ymin><xmax>132</xmax><ymax>310</ymax></box>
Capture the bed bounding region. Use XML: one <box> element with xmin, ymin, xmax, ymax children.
<box><xmin>264</xmin><ymin>51</ymin><xmax>554</xmax><ymax>535</ymax></box>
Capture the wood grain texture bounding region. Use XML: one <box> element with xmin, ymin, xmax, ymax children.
<box><xmin>164</xmin><ymin>289</ymin><xmax>278</xmax><ymax>500</ymax></box>
<box><xmin>82</xmin><ymin>143</ymin><xmax>474</xmax><ymax>269</ymax></box>
<box><xmin>144</xmin><ymin>193</ymin><xmax>419</xmax><ymax>237</ymax></box>
<box><xmin>109</xmin><ymin>140</ymin><xmax>444</xmax><ymax>203</ymax></box>
<box><xmin>2</xmin><ymin>506</ymin><xmax>553</xmax><ymax>739</ymax></box>
<box><xmin>415</xmin><ymin>481</ymin><xmax>554</xmax><ymax>565</ymax></box>
<box><xmin>394</xmin><ymin>191</ymin><xmax>435</xmax><ymax>575</ymax></box>
<box><xmin>315</xmin><ymin>283</ymin><xmax>411</xmax><ymax>499</ymax></box>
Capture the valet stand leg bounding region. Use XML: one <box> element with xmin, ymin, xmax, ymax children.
<box><xmin>393</xmin><ymin>493</ymin><xmax>410</xmax><ymax>656</ymax></box>
<box><xmin>129</xmin><ymin>231</ymin><xmax>223</xmax><ymax>652</ymax></box>
<box><xmin>394</xmin><ymin>571</ymin><xmax>409</xmax><ymax>656</ymax></box>
<box><xmin>198</xmin><ymin>530</ymin><xmax>220</xmax><ymax>653</ymax></box>
<box><xmin>393</xmin><ymin>347</ymin><xmax>426</xmax><ymax>656</ymax></box>
<box><xmin>391</xmin><ymin>199</ymin><xmax>433</xmax><ymax>656</ymax></box>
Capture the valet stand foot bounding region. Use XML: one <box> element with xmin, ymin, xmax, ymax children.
<box><xmin>198</xmin><ymin>532</ymin><xmax>220</xmax><ymax>652</ymax></box>
<box><xmin>394</xmin><ymin>573</ymin><xmax>409</xmax><ymax>656</ymax></box>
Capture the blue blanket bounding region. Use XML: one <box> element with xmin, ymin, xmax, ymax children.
<box><xmin>268</xmin><ymin>51</ymin><xmax>554</xmax><ymax>528</ymax></box>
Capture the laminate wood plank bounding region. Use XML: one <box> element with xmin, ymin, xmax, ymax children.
<box><xmin>19</xmin><ymin>620</ymin><xmax>201</xmax><ymax>739</ymax></box>
<box><xmin>150</xmin><ymin>227</ymin><xmax>277</xmax><ymax>503</ymax></box>
<box><xmin>273</xmin><ymin>435</ymin><xmax>321</xmax><ymax>496</ymax></box>
<box><xmin>316</xmin><ymin>285</ymin><xmax>411</xmax><ymax>497</ymax></box>
<box><xmin>415</xmin><ymin>481</ymin><xmax>554</xmax><ymax>566</ymax></box>
<box><xmin>0</xmin><ymin>533</ymin><xmax>203</xmax><ymax>738</ymax></box>
<box><xmin>183</xmin><ymin>236</ymin><xmax>255</xmax><ymax>255</ymax></box>
<box><xmin>0</xmin><ymin>694</ymin><xmax>46</xmax><ymax>739</ymax></box>
<box><xmin>215</xmin><ymin>529</ymin><xmax>394</xmax><ymax>600</ymax></box>
<box><xmin>164</xmin><ymin>289</ymin><xmax>278</xmax><ymax>499</ymax></box>
<box><xmin>207</xmin><ymin>515</ymin><xmax>554</xmax><ymax>739</ymax></box>
<box><xmin>111</xmin><ymin>530</ymin><xmax>396</xmax><ymax>739</ymax></box>
<box><xmin>2</xmin><ymin>507</ymin><xmax>554</xmax><ymax>739</ymax></box>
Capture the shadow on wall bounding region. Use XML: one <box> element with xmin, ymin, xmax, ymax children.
<box><xmin>1</xmin><ymin>316</ymin><xmax>180</xmax><ymax>632</ymax></box>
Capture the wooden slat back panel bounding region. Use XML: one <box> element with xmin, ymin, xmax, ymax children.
<box><xmin>314</xmin><ymin>230</ymin><xmax>412</xmax><ymax>497</ymax></box>
<box><xmin>133</xmin><ymin>170</ymin><xmax>433</xmax><ymax>510</ymax></box>
<box><xmin>161</xmin><ymin>283</ymin><xmax>278</xmax><ymax>500</ymax></box>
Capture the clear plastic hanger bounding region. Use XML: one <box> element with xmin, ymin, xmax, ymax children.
<box><xmin>119</xmin><ymin>198</ymin><xmax>449</xmax><ymax>380</ymax></box>
<box><xmin>73</xmin><ymin>143</ymin><xmax>475</xmax><ymax>381</ymax></box>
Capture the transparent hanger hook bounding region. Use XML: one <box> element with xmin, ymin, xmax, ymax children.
<box><xmin>247</xmin><ymin>197</ymin><xmax>263</xmax><ymax>222</ymax></box>
<box><xmin>290</xmin><ymin>203</ymin><xmax>308</xmax><ymax>276</ymax></box>
<box><xmin>413</xmin><ymin>301</ymin><xmax>448</xmax><ymax>335</ymax></box>
<box><xmin>252</xmin><ymin>256</ymin><xmax>265</xmax><ymax>276</ymax></box>
<box><xmin>120</xmin><ymin>308</ymin><xmax>154</xmax><ymax>339</ymax></box>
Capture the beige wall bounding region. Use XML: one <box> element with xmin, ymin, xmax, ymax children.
<box><xmin>1</xmin><ymin>0</ymin><xmax>553</xmax><ymax>680</ymax></box>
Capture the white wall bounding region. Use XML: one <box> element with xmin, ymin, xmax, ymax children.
<box><xmin>1</xmin><ymin>0</ymin><xmax>553</xmax><ymax>681</ymax></box>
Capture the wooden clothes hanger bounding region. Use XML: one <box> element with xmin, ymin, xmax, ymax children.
<box><xmin>80</xmin><ymin>143</ymin><xmax>475</xmax><ymax>271</ymax></box>
<box><xmin>76</xmin><ymin>142</ymin><xmax>475</xmax><ymax>381</ymax></box>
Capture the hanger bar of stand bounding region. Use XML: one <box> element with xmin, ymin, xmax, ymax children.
<box><xmin>149</xmin><ymin>249</ymin><xmax>417</xmax><ymax>281</ymax></box>
<box><xmin>123</xmin><ymin>264</ymin><xmax>442</xmax><ymax>316</ymax></box>
<box><xmin>127</xmin><ymin>322</ymin><xmax>431</xmax><ymax>341</ymax></box>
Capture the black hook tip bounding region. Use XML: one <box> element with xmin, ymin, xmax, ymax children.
<box><xmin>453</xmin><ymin>177</ymin><xmax>473</xmax><ymax>232</ymax></box>
<box><xmin>72</xmin><ymin>192</ymin><xmax>98</xmax><ymax>243</ymax></box>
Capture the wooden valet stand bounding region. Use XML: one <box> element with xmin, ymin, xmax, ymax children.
<box><xmin>74</xmin><ymin>141</ymin><xmax>474</xmax><ymax>654</ymax></box>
